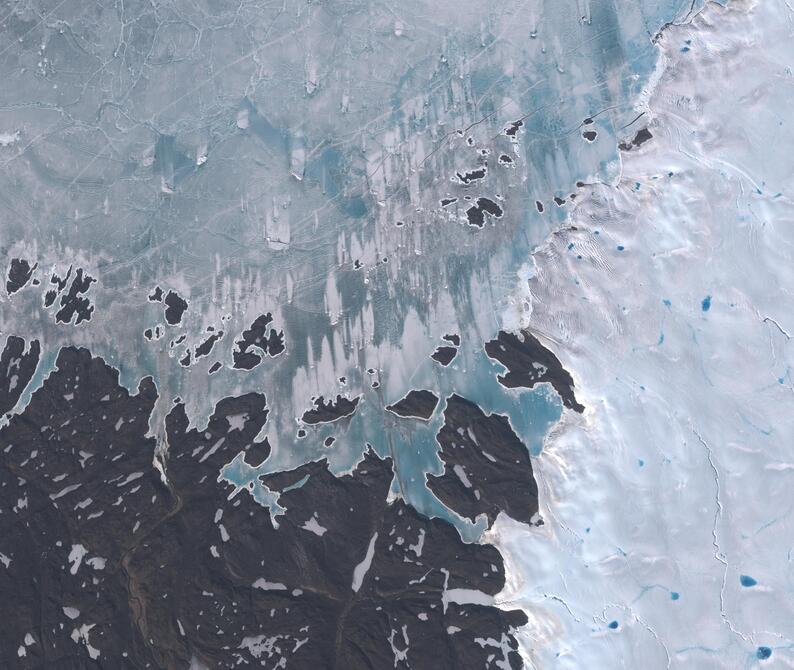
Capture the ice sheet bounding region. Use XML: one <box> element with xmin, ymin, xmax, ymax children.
<box><xmin>489</xmin><ymin>1</ymin><xmax>794</xmax><ymax>666</ymax></box>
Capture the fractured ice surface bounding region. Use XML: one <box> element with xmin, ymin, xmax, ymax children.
<box><xmin>0</xmin><ymin>0</ymin><xmax>709</xmax><ymax>437</ymax></box>
<box><xmin>0</xmin><ymin>0</ymin><xmax>701</xmax><ymax>541</ymax></box>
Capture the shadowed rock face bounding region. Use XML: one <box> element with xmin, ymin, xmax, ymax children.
<box><xmin>431</xmin><ymin>345</ymin><xmax>458</xmax><ymax>366</ymax></box>
<box><xmin>386</xmin><ymin>389</ymin><xmax>439</xmax><ymax>421</ymax></box>
<box><xmin>232</xmin><ymin>313</ymin><xmax>286</xmax><ymax>370</ymax></box>
<box><xmin>6</xmin><ymin>258</ymin><xmax>36</xmax><ymax>296</ymax></box>
<box><xmin>194</xmin><ymin>330</ymin><xmax>224</xmax><ymax>359</ymax></box>
<box><xmin>0</xmin><ymin>348</ymin><xmax>161</xmax><ymax>667</ymax></box>
<box><xmin>54</xmin><ymin>268</ymin><xmax>96</xmax><ymax>325</ymax></box>
<box><xmin>465</xmin><ymin>197</ymin><xmax>504</xmax><ymax>227</ymax></box>
<box><xmin>485</xmin><ymin>330</ymin><xmax>585</xmax><ymax>413</ymax></box>
<box><xmin>428</xmin><ymin>394</ymin><xmax>539</xmax><ymax>526</ymax></box>
<box><xmin>164</xmin><ymin>290</ymin><xmax>189</xmax><ymax>325</ymax></box>
<box><xmin>0</xmin><ymin>347</ymin><xmax>527</xmax><ymax>669</ymax></box>
<box><xmin>0</xmin><ymin>335</ymin><xmax>40</xmax><ymax>415</ymax></box>
<box><xmin>301</xmin><ymin>394</ymin><xmax>360</xmax><ymax>424</ymax></box>
<box><xmin>618</xmin><ymin>127</ymin><xmax>653</xmax><ymax>151</ymax></box>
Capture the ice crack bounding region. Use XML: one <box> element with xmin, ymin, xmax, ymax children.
<box><xmin>692</xmin><ymin>426</ymin><xmax>749</xmax><ymax>643</ymax></box>
<box><xmin>762</xmin><ymin>316</ymin><xmax>792</xmax><ymax>340</ymax></box>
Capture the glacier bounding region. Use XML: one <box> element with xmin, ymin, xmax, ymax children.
<box><xmin>1</xmin><ymin>0</ymin><xmax>792</xmax><ymax>666</ymax></box>
<box><xmin>489</xmin><ymin>1</ymin><xmax>794</xmax><ymax>666</ymax></box>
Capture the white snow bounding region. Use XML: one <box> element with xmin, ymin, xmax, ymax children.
<box><xmin>50</xmin><ymin>483</ymin><xmax>82</xmax><ymax>500</ymax></box>
<box><xmin>67</xmin><ymin>544</ymin><xmax>87</xmax><ymax>575</ymax></box>
<box><xmin>86</xmin><ymin>556</ymin><xmax>106</xmax><ymax>570</ymax></box>
<box><xmin>239</xmin><ymin>634</ymin><xmax>282</xmax><ymax>659</ymax></box>
<box><xmin>252</xmin><ymin>579</ymin><xmax>287</xmax><ymax>591</ymax></box>
<box><xmin>442</xmin><ymin>588</ymin><xmax>495</xmax><ymax>610</ymax></box>
<box><xmin>301</xmin><ymin>514</ymin><xmax>328</xmax><ymax>537</ymax></box>
<box><xmin>408</xmin><ymin>528</ymin><xmax>425</xmax><ymax>558</ymax></box>
<box><xmin>71</xmin><ymin>623</ymin><xmax>100</xmax><ymax>660</ymax></box>
<box><xmin>351</xmin><ymin>533</ymin><xmax>378</xmax><ymax>592</ymax></box>
<box><xmin>453</xmin><ymin>464</ymin><xmax>472</xmax><ymax>488</ymax></box>
<box><xmin>199</xmin><ymin>438</ymin><xmax>225</xmax><ymax>463</ymax></box>
<box><xmin>226</xmin><ymin>413</ymin><xmax>247</xmax><ymax>432</ymax></box>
